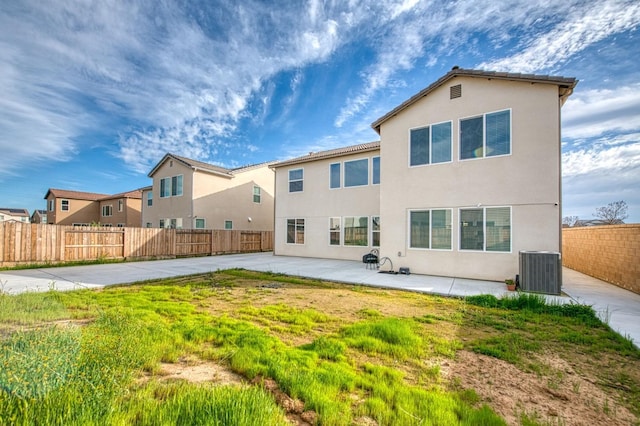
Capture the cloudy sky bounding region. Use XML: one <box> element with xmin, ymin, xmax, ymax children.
<box><xmin>1</xmin><ymin>0</ymin><xmax>639</xmax><ymax>223</ymax></box>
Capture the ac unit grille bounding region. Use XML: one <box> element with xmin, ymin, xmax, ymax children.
<box><xmin>519</xmin><ymin>251</ymin><xmax>562</xmax><ymax>295</ymax></box>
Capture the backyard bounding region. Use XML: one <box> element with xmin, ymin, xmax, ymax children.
<box><xmin>1</xmin><ymin>269</ymin><xmax>639</xmax><ymax>425</ymax></box>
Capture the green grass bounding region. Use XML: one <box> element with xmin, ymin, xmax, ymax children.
<box><xmin>0</xmin><ymin>271</ymin><xmax>638</xmax><ymax>425</ymax></box>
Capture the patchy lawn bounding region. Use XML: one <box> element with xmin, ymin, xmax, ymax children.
<box><xmin>1</xmin><ymin>269</ymin><xmax>638</xmax><ymax>425</ymax></box>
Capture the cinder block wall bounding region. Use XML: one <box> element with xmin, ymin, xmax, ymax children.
<box><xmin>562</xmin><ymin>224</ymin><xmax>640</xmax><ymax>294</ymax></box>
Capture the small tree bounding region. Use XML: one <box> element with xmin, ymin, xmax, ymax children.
<box><xmin>562</xmin><ymin>216</ymin><xmax>580</xmax><ymax>227</ymax></box>
<box><xmin>593</xmin><ymin>200</ymin><xmax>628</xmax><ymax>225</ymax></box>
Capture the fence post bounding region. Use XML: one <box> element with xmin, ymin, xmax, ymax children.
<box><xmin>123</xmin><ymin>227</ymin><xmax>129</xmax><ymax>259</ymax></box>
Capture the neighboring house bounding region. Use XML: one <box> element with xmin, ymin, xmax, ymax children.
<box><xmin>44</xmin><ymin>188</ymin><xmax>143</xmax><ymax>226</ymax></box>
<box><xmin>30</xmin><ymin>209</ymin><xmax>47</xmax><ymax>224</ymax></box>
<box><xmin>271</xmin><ymin>67</ymin><xmax>577</xmax><ymax>282</ymax></box>
<box><xmin>97</xmin><ymin>189</ymin><xmax>143</xmax><ymax>227</ymax></box>
<box><xmin>271</xmin><ymin>142</ymin><xmax>380</xmax><ymax>259</ymax></box>
<box><xmin>0</xmin><ymin>208</ymin><xmax>30</xmax><ymax>223</ymax></box>
<box><xmin>142</xmin><ymin>153</ymin><xmax>274</xmax><ymax>230</ymax></box>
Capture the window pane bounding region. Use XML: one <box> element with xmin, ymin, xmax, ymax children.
<box><xmin>372</xmin><ymin>216</ymin><xmax>380</xmax><ymax>247</ymax></box>
<box><xmin>172</xmin><ymin>175</ymin><xmax>183</xmax><ymax>196</ymax></box>
<box><xmin>460</xmin><ymin>209</ymin><xmax>484</xmax><ymax>250</ymax></box>
<box><xmin>486</xmin><ymin>207</ymin><xmax>511</xmax><ymax>252</ymax></box>
<box><xmin>431</xmin><ymin>209</ymin><xmax>452</xmax><ymax>249</ymax></box>
<box><xmin>147</xmin><ymin>192</ymin><xmax>153</xmax><ymax>206</ymax></box>
<box><xmin>253</xmin><ymin>186</ymin><xmax>261</xmax><ymax>203</ymax></box>
<box><xmin>432</xmin><ymin>122</ymin><xmax>452</xmax><ymax>163</ymax></box>
<box><xmin>289</xmin><ymin>181</ymin><xmax>303</xmax><ymax>192</ymax></box>
<box><xmin>460</xmin><ymin>117</ymin><xmax>483</xmax><ymax>159</ymax></box>
<box><xmin>161</xmin><ymin>178</ymin><xmax>170</xmax><ymax>197</ymax></box>
<box><xmin>410</xmin><ymin>211</ymin><xmax>429</xmax><ymax>248</ymax></box>
<box><xmin>329</xmin><ymin>217</ymin><xmax>340</xmax><ymax>245</ymax></box>
<box><xmin>289</xmin><ymin>169</ymin><xmax>303</xmax><ymax>192</ymax></box>
<box><xmin>344</xmin><ymin>159</ymin><xmax>368</xmax><ymax>187</ymax></box>
<box><xmin>289</xmin><ymin>169</ymin><xmax>303</xmax><ymax>180</ymax></box>
<box><xmin>372</xmin><ymin>157</ymin><xmax>380</xmax><ymax>184</ymax></box>
<box><xmin>410</xmin><ymin>127</ymin><xmax>429</xmax><ymax>166</ymax></box>
<box><xmin>296</xmin><ymin>219</ymin><xmax>305</xmax><ymax>244</ymax></box>
<box><xmin>225</xmin><ymin>220</ymin><xmax>233</xmax><ymax>230</ymax></box>
<box><xmin>330</xmin><ymin>163</ymin><xmax>341</xmax><ymax>189</ymax></box>
<box><xmin>486</xmin><ymin>110</ymin><xmax>510</xmax><ymax>156</ymax></box>
<box><xmin>344</xmin><ymin>216</ymin><xmax>368</xmax><ymax>246</ymax></box>
<box><xmin>195</xmin><ymin>218</ymin><xmax>205</xmax><ymax>229</ymax></box>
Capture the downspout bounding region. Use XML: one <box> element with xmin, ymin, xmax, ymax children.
<box><xmin>558</xmin><ymin>94</ymin><xmax>563</xmax><ymax>256</ymax></box>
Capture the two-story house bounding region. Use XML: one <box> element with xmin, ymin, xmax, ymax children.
<box><xmin>142</xmin><ymin>153</ymin><xmax>275</xmax><ymax>230</ymax></box>
<box><xmin>0</xmin><ymin>208</ymin><xmax>30</xmax><ymax>223</ymax></box>
<box><xmin>44</xmin><ymin>188</ymin><xmax>143</xmax><ymax>226</ymax></box>
<box><xmin>30</xmin><ymin>209</ymin><xmax>47</xmax><ymax>224</ymax></box>
<box><xmin>271</xmin><ymin>68</ymin><xmax>577</xmax><ymax>282</ymax></box>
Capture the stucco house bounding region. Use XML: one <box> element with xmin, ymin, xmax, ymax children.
<box><xmin>271</xmin><ymin>67</ymin><xmax>577</xmax><ymax>282</ymax></box>
<box><xmin>142</xmin><ymin>153</ymin><xmax>275</xmax><ymax>230</ymax></box>
<box><xmin>30</xmin><ymin>209</ymin><xmax>47</xmax><ymax>224</ymax></box>
<box><xmin>44</xmin><ymin>188</ymin><xmax>143</xmax><ymax>226</ymax></box>
<box><xmin>0</xmin><ymin>208</ymin><xmax>30</xmax><ymax>223</ymax></box>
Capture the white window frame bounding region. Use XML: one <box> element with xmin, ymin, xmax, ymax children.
<box><xmin>343</xmin><ymin>158</ymin><xmax>369</xmax><ymax>188</ymax></box>
<box><xmin>459</xmin><ymin>109</ymin><xmax>511</xmax><ymax>161</ymax></box>
<box><xmin>147</xmin><ymin>191</ymin><xmax>153</xmax><ymax>207</ymax></box>
<box><xmin>224</xmin><ymin>220</ymin><xmax>233</xmax><ymax>230</ymax></box>
<box><xmin>459</xmin><ymin>206</ymin><xmax>512</xmax><ymax>252</ymax></box>
<box><xmin>372</xmin><ymin>156</ymin><xmax>381</xmax><ymax>185</ymax></box>
<box><xmin>102</xmin><ymin>205</ymin><xmax>113</xmax><ymax>217</ymax></box>
<box><xmin>409</xmin><ymin>120</ymin><xmax>453</xmax><ymax>168</ymax></box>
<box><xmin>408</xmin><ymin>209</ymin><xmax>453</xmax><ymax>251</ymax></box>
<box><xmin>118</xmin><ymin>199</ymin><xmax>123</xmax><ymax>212</ymax></box>
<box><xmin>329</xmin><ymin>217</ymin><xmax>341</xmax><ymax>246</ymax></box>
<box><xmin>330</xmin><ymin>163</ymin><xmax>341</xmax><ymax>189</ymax></box>
<box><xmin>160</xmin><ymin>177</ymin><xmax>170</xmax><ymax>198</ymax></box>
<box><xmin>195</xmin><ymin>218</ymin><xmax>205</xmax><ymax>229</ymax></box>
<box><xmin>343</xmin><ymin>216</ymin><xmax>368</xmax><ymax>246</ymax></box>
<box><xmin>48</xmin><ymin>200</ymin><xmax>54</xmax><ymax>211</ymax></box>
<box><xmin>253</xmin><ymin>186</ymin><xmax>261</xmax><ymax>203</ymax></box>
<box><xmin>171</xmin><ymin>175</ymin><xmax>183</xmax><ymax>197</ymax></box>
<box><xmin>61</xmin><ymin>199</ymin><xmax>69</xmax><ymax>211</ymax></box>
<box><xmin>288</xmin><ymin>168</ymin><xmax>304</xmax><ymax>193</ymax></box>
<box><xmin>286</xmin><ymin>218</ymin><xmax>305</xmax><ymax>245</ymax></box>
<box><xmin>371</xmin><ymin>216</ymin><xmax>380</xmax><ymax>247</ymax></box>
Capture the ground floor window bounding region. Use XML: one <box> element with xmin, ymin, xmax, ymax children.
<box><xmin>460</xmin><ymin>207</ymin><xmax>511</xmax><ymax>252</ymax></box>
<box><xmin>329</xmin><ymin>217</ymin><xmax>340</xmax><ymax>245</ymax></box>
<box><xmin>409</xmin><ymin>209</ymin><xmax>452</xmax><ymax>250</ymax></box>
<box><xmin>371</xmin><ymin>216</ymin><xmax>380</xmax><ymax>247</ymax></box>
<box><xmin>195</xmin><ymin>218</ymin><xmax>205</xmax><ymax>229</ymax></box>
<box><xmin>344</xmin><ymin>216</ymin><xmax>368</xmax><ymax>246</ymax></box>
<box><xmin>224</xmin><ymin>220</ymin><xmax>233</xmax><ymax>230</ymax></box>
<box><xmin>287</xmin><ymin>218</ymin><xmax>305</xmax><ymax>244</ymax></box>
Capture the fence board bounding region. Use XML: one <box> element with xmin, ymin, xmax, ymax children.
<box><xmin>0</xmin><ymin>222</ymin><xmax>273</xmax><ymax>267</ymax></box>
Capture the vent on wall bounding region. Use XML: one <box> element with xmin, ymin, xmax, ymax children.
<box><xmin>519</xmin><ymin>251</ymin><xmax>562</xmax><ymax>295</ymax></box>
<box><xmin>450</xmin><ymin>84</ymin><xmax>462</xmax><ymax>99</ymax></box>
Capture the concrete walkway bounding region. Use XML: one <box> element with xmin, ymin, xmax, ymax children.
<box><xmin>1</xmin><ymin>252</ymin><xmax>638</xmax><ymax>347</ymax></box>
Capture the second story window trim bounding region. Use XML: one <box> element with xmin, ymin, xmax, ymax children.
<box><xmin>344</xmin><ymin>158</ymin><xmax>369</xmax><ymax>188</ymax></box>
<box><xmin>160</xmin><ymin>175</ymin><xmax>184</xmax><ymax>198</ymax></box>
<box><xmin>460</xmin><ymin>109</ymin><xmax>511</xmax><ymax>161</ymax></box>
<box><xmin>409</xmin><ymin>120</ymin><xmax>453</xmax><ymax>167</ymax></box>
<box><xmin>330</xmin><ymin>163</ymin><xmax>341</xmax><ymax>189</ymax></box>
<box><xmin>61</xmin><ymin>199</ymin><xmax>69</xmax><ymax>211</ymax></box>
<box><xmin>289</xmin><ymin>168</ymin><xmax>303</xmax><ymax>193</ymax></box>
<box><xmin>253</xmin><ymin>186</ymin><xmax>261</xmax><ymax>203</ymax></box>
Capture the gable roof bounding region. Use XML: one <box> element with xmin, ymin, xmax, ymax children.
<box><xmin>371</xmin><ymin>67</ymin><xmax>578</xmax><ymax>133</ymax></box>
<box><xmin>148</xmin><ymin>153</ymin><xmax>274</xmax><ymax>178</ymax></box>
<box><xmin>0</xmin><ymin>207</ymin><xmax>29</xmax><ymax>217</ymax></box>
<box><xmin>270</xmin><ymin>141</ymin><xmax>381</xmax><ymax>169</ymax></box>
<box><xmin>44</xmin><ymin>188</ymin><xmax>110</xmax><ymax>201</ymax></box>
<box><xmin>100</xmin><ymin>188</ymin><xmax>143</xmax><ymax>201</ymax></box>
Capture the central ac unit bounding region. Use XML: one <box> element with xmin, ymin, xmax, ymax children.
<box><xmin>519</xmin><ymin>251</ymin><xmax>562</xmax><ymax>295</ymax></box>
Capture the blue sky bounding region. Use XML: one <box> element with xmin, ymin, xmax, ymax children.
<box><xmin>1</xmin><ymin>0</ymin><xmax>639</xmax><ymax>223</ymax></box>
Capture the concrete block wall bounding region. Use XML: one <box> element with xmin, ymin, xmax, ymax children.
<box><xmin>562</xmin><ymin>224</ymin><xmax>640</xmax><ymax>294</ymax></box>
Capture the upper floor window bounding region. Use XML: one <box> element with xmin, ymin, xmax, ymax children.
<box><xmin>61</xmin><ymin>199</ymin><xmax>69</xmax><ymax>211</ymax></box>
<box><xmin>372</xmin><ymin>157</ymin><xmax>380</xmax><ymax>185</ymax></box>
<box><xmin>410</xmin><ymin>121</ymin><xmax>452</xmax><ymax>166</ymax></box>
<box><xmin>160</xmin><ymin>175</ymin><xmax>183</xmax><ymax>198</ymax></box>
<box><xmin>118</xmin><ymin>199</ymin><xmax>124</xmax><ymax>212</ymax></box>
<box><xmin>460</xmin><ymin>109</ymin><xmax>511</xmax><ymax>160</ymax></box>
<box><xmin>147</xmin><ymin>192</ymin><xmax>153</xmax><ymax>207</ymax></box>
<box><xmin>48</xmin><ymin>200</ymin><xmax>54</xmax><ymax>211</ymax></box>
<box><xmin>330</xmin><ymin>163</ymin><xmax>340</xmax><ymax>189</ymax></box>
<box><xmin>289</xmin><ymin>169</ymin><xmax>303</xmax><ymax>192</ymax></box>
<box><xmin>253</xmin><ymin>186</ymin><xmax>261</xmax><ymax>203</ymax></box>
<box><xmin>102</xmin><ymin>205</ymin><xmax>113</xmax><ymax>217</ymax></box>
<box><xmin>344</xmin><ymin>159</ymin><xmax>368</xmax><ymax>187</ymax></box>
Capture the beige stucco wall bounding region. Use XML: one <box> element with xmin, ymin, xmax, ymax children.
<box><xmin>99</xmin><ymin>198</ymin><xmax>142</xmax><ymax>227</ymax></box>
<box><xmin>379</xmin><ymin>76</ymin><xmax>562</xmax><ymax>281</ymax></box>
<box><xmin>192</xmin><ymin>166</ymin><xmax>274</xmax><ymax>231</ymax></box>
<box><xmin>46</xmin><ymin>196</ymin><xmax>100</xmax><ymax>225</ymax></box>
<box><xmin>273</xmin><ymin>150</ymin><xmax>380</xmax><ymax>260</ymax></box>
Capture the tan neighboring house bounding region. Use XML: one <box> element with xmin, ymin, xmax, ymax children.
<box><xmin>30</xmin><ymin>209</ymin><xmax>47</xmax><ymax>224</ymax></box>
<box><xmin>44</xmin><ymin>188</ymin><xmax>143</xmax><ymax>226</ymax></box>
<box><xmin>271</xmin><ymin>67</ymin><xmax>577</xmax><ymax>282</ymax></box>
<box><xmin>142</xmin><ymin>153</ymin><xmax>275</xmax><ymax>230</ymax></box>
<box><xmin>0</xmin><ymin>208</ymin><xmax>30</xmax><ymax>223</ymax></box>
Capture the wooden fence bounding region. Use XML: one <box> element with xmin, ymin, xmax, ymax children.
<box><xmin>0</xmin><ymin>222</ymin><xmax>273</xmax><ymax>267</ymax></box>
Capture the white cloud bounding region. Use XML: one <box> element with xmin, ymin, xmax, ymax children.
<box><xmin>479</xmin><ymin>1</ymin><xmax>640</xmax><ymax>72</ymax></box>
<box><xmin>562</xmin><ymin>142</ymin><xmax>640</xmax><ymax>177</ymax></box>
<box><xmin>562</xmin><ymin>85</ymin><xmax>640</xmax><ymax>139</ymax></box>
